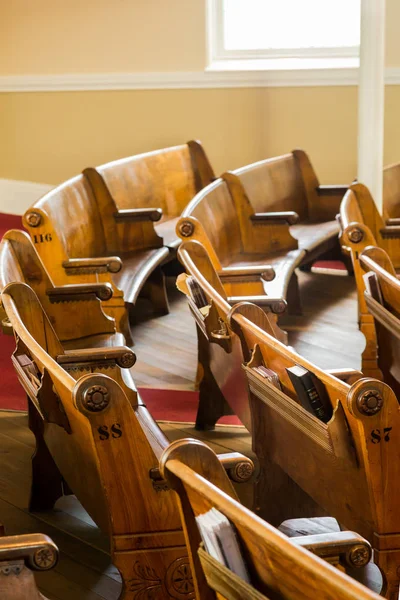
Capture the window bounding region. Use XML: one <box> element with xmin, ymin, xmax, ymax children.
<box><xmin>207</xmin><ymin>0</ymin><xmax>360</xmax><ymax>70</ymax></box>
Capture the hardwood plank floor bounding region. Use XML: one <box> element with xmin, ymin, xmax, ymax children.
<box><xmin>0</xmin><ymin>269</ymin><xmax>370</xmax><ymax>598</ymax></box>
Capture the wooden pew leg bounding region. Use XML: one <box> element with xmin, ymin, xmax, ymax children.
<box><xmin>287</xmin><ymin>272</ymin><xmax>302</xmax><ymax>316</ymax></box>
<box><xmin>195</xmin><ymin>327</ymin><xmax>233</xmax><ymax>431</ymax></box>
<box><xmin>146</xmin><ymin>268</ymin><xmax>170</xmax><ymax>316</ymax></box>
<box><xmin>28</xmin><ymin>399</ymin><xmax>64</xmax><ymax>512</ymax></box>
<box><xmin>374</xmin><ymin>548</ymin><xmax>400</xmax><ymax>599</ymax></box>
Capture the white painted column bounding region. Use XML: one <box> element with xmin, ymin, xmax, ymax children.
<box><xmin>357</xmin><ymin>0</ymin><xmax>386</xmax><ymax>211</ymax></box>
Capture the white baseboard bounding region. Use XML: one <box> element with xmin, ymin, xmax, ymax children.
<box><xmin>0</xmin><ymin>179</ymin><xmax>53</xmax><ymax>215</ymax></box>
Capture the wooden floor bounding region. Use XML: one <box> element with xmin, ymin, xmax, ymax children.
<box><xmin>0</xmin><ymin>269</ymin><xmax>369</xmax><ymax>599</ymax></box>
<box><xmin>132</xmin><ymin>269</ymin><xmax>365</xmax><ymax>389</ymax></box>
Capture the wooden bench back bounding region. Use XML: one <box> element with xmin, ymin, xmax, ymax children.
<box><xmin>0</xmin><ymin>230</ymin><xmax>115</xmax><ymax>343</ymax></box>
<box><xmin>85</xmin><ymin>141</ymin><xmax>214</xmax><ymax>217</ymax></box>
<box><xmin>360</xmin><ymin>246</ymin><xmax>400</xmax><ymax>398</ymax></box>
<box><xmin>160</xmin><ymin>439</ymin><xmax>381</xmax><ymax>600</ymax></box>
<box><xmin>230</xmin><ymin>152</ymin><xmax>310</xmax><ymax>220</ymax></box>
<box><xmin>1</xmin><ymin>281</ymin><xmax>182</xmax><ymax>537</ymax></box>
<box><xmin>179</xmin><ymin>179</ymin><xmax>243</xmax><ymax>267</ymax></box>
<box><xmin>383</xmin><ymin>162</ymin><xmax>400</xmax><ymax>220</ymax></box>
<box><xmin>24</xmin><ymin>175</ymin><xmax>107</xmax><ymax>263</ymax></box>
<box><xmin>339</xmin><ymin>183</ymin><xmax>400</xmax><ymax>376</ymax></box>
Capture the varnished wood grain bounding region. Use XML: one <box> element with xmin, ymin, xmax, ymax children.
<box><xmin>176</xmin><ymin>150</ymin><xmax>346</xmax><ymax>315</ymax></box>
<box><xmin>161</xmin><ymin>439</ymin><xmax>381</xmax><ymax>600</ymax></box>
<box><xmin>0</xmin><ymin>259</ymin><xmax>374</xmax><ymax>599</ymax></box>
<box><xmin>177</xmin><ymin>239</ymin><xmax>400</xmax><ymax>598</ymax></box>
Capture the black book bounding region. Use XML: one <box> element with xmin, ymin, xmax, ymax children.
<box><xmin>186</xmin><ymin>276</ymin><xmax>208</xmax><ymax>310</ymax></box>
<box><xmin>286</xmin><ymin>365</ymin><xmax>332</xmax><ymax>423</ymax></box>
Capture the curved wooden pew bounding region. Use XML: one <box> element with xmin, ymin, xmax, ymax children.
<box><xmin>383</xmin><ymin>161</ymin><xmax>400</xmax><ymax>222</ymax></box>
<box><xmin>0</xmin><ymin>229</ymin><xmax>125</xmax><ymax>349</ymax></box>
<box><xmin>84</xmin><ymin>140</ymin><xmax>215</xmax><ymax>251</ymax></box>
<box><xmin>176</xmin><ymin>150</ymin><xmax>346</xmax><ymax>315</ymax></box>
<box><xmin>223</xmin><ymin>150</ymin><xmax>346</xmax><ymax>265</ymax></box>
<box><xmin>160</xmin><ymin>439</ymin><xmax>380</xmax><ymax>600</ymax></box>
<box><xmin>176</xmin><ymin>178</ymin><xmax>304</xmax><ymax>316</ymax></box>
<box><xmin>0</xmin><ymin>532</ymin><xmax>58</xmax><ymax>600</ymax></box>
<box><xmin>359</xmin><ymin>245</ymin><xmax>400</xmax><ymax>397</ymax></box>
<box><xmin>339</xmin><ymin>183</ymin><xmax>400</xmax><ymax>377</ymax></box>
<box><xmin>177</xmin><ymin>239</ymin><xmax>400</xmax><ymax>599</ymax></box>
<box><xmin>22</xmin><ymin>171</ymin><xmax>170</xmax><ymax>343</ymax></box>
<box><xmin>0</xmin><ymin>281</ymin><xmax>254</xmax><ymax>600</ymax></box>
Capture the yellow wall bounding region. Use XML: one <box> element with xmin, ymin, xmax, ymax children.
<box><xmin>1</xmin><ymin>0</ymin><xmax>399</xmax><ymax>196</ymax></box>
<box><xmin>0</xmin><ymin>0</ymin><xmax>206</xmax><ymax>74</ymax></box>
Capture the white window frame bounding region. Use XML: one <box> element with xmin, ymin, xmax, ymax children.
<box><xmin>206</xmin><ymin>0</ymin><xmax>359</xmax><ymax>71</ymax></box>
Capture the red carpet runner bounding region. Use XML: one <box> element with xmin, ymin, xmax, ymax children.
<box><xmin>0</xmin><ymin>335</ymin><xmax>241</xmax><ymax>424</ymax></box>
<box><xmin>0</xmin><ymin>213</ymin><xmax>241</xmax><ymax>424</ymax></box>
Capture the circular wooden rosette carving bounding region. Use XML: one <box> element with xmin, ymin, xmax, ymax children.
<box><xmin>33</xmin><ymin>546</ymin><xmax>58</xmax><ymax>570</ymax></box>
<box><xmin>347</xmin><ymin>544</ymin><xmax>371</xmax><ymax>568</ymax></box>
<box><xmin>348</xmin><ymin>227</ymin><xmax>364</xmax><ymax>244</ymax></box>
<box><xmin>356</xmin><ymin>389</ymin><xmax>383</xmax><ymax>416</ymax></box>
<box><xmin>116</xmin><ymin>352</ymin><xmax>136</xmax><ymax>369</ymax></box>
<box><xmin>165</xmin><ymin>557</ymin><xmax>194</xmax><ymax>599</ymax></box>
<box><xmin>179</xmin><ymin>221</ymin><xmax>194</xmax><ymax>238</ymax></box>
<box><xmin>82</xmin><ymin>385</ymin><xmax>110</xmax><ymax>412</ymax></box>
<box><xmin>25</xmin><ymin>211</ymin><xmax>42</xmax><ymax>227</ymax></box>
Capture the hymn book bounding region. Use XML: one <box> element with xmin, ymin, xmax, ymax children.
<box><xmin>196</xmin><ymin>508</ymin><xmax>250</xmax><ymax>583</ymax></box>
<box><xmin>286</xmin><ymin>365</ymin><xmax>333</xmax><ymax>423</ymax></box>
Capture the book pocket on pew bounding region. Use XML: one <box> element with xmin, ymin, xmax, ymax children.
<box><xmin>198</xmin><ymin>545</ymin><xmax>267</xmax><ymax>600</ymax></box>
<box><xmin>242</xmin><ymin>348</ymin><xmax>357</xmax><ymax>467</ymax></box>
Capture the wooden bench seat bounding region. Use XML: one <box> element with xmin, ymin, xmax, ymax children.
<box><xmin>223</xmin><ymin>150</ymin><xmax>346</xmax><ymax>264</ymax></box>
<box><xmin>339</xmin><ymin>183</ymin><xmax>400</xmax><ymax>376</ymax></box>
<box><xmin>1</xmin><ymin>279</ymin><xmax>254</xmax><ymax>600</ymax></box>
<box><xmin>0</xmin><ymin>229</ymin><xmax>126</xmax><ymax>351</ymax></box>
<box><xmin>291</xmin><ymin>220</ymin><xmax>340</xmax><ymax>253</ymax></box>
<box><xmin>160</xmin><ymin>439</ymin><xmax>381</xmax><ymax>600</ymax></box>
<box><xmin>177</xmin><ymin>238</ymin><xmax>400</xmax><ymax>598</ymax></box>
<box><xmin>154</xmin><ymin>215</ymin><xmax>181</xmax><ymax>248</ymax></box>
<box><xmin>84</xmin><ymin>140</ymin><xmax>215</xmax><ymax>251</ymax></box>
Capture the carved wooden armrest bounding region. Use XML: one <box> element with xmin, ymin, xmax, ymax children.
<box><xmin>151</xmin><ymin>452</ymin><xmax>254</xmax><ymax>486</ymax></box>
<box><xmin>217</xmin><ymin>452</ymin><xmax>255</xmax><ymax>482</ymax></box>
<box><xmin>47</xmin><ymin>283</ymin><xmax>113</xmax><ymax>302</ymax></box>
<box><xmin>228</xmin><ymin>295</ymin><xmax>287</xmax><ymax>314</ymax></box>
<box><xmin>293</xmin><ymin>531</ymin><xmax>372</xmax><ymax>568</ymax></box>
<box><xmin>219</xmin><ymin>265</ymin><xmax>275</xmax><ymax>282</ymax></box>
<box><xmin>62</xmin><ymin>256</ymin><xmax>122</xmax><ymax>274</ymax></box>
<box><xmin>385</xmin><ymin>218</ymin><xmax>400</xmax><ymax>226</ymax></box>
<box><xmin>57</xmin><ymin>346</ymin><xmax>136</xmax><ymax>369</ymax></box>
<box><xmin>326</xmin><ymin>368</ymin><xmax>364</xmax><ymax>384</ymax></box>
<box><xmin>0</xmin><ymin>534</ymin><xmax>58</xmax><ymax>570</ymax></box>
<box><xmin>114</xmin><ymin>207</ymin><xmax>163</xmax><ymax>223</ymax></box>
<box><xmin>380</xmin><ymin>226</ymin><xmax>400</xmax><ymax>239</ymax></box>
<box><xmin>250</xmin><ymin>211</ymin><xmax>299</xmax><ymax>225</ymax></box>
<box><xmin>317</xmin><ymin>185</ymin><xmax>348</xmax><ymax>197</ymax></box>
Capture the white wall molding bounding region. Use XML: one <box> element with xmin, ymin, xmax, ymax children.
<box><xmin>0</xmin><ymin>179</ymin><xmax>53</xmax><ymax>215</ymax></box>
<box><xmin>0</xmin><ymin>67</ymin><xmax>399</xmax><ymax>92</ymax></box>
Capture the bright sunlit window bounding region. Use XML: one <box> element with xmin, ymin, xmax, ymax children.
<box><xmin>208</xmin><ymin>0</ymin><xmax>361</xmax><ymax>68</ymax></box>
